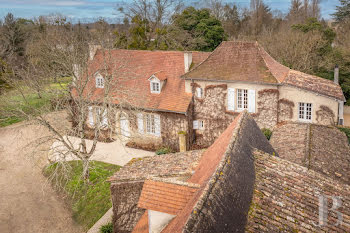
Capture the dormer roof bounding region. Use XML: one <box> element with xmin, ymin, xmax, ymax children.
<box><xmin>148</xmin><ymin>71</ymin><xmax>167</xmax><ymax>81</ymax></box>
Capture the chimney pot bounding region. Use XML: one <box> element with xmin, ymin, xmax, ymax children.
<box><xmin>184</xmin><ymin>52</ymin><xmax>193</xmax><ymax>73</ymax></box>
<box><xmin>334</xmin><ymin>65</ymin><xmax>339</xmax><ymax>84</ymax></box>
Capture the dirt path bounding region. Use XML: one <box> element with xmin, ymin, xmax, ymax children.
<box><xmin>0</xmin><ymin>112</ymin><xmax>83</xmax><ymax>233</ymax></box>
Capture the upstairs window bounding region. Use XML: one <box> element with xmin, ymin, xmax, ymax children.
<box><xmin>151</xmin><ymin>81</ymin><xmax>160</xmax><ymax>93</ymax></box>
<box><xmin>298</xmin><ymin>102</ymin><xmax>312</xmax><ymax>121</ymax></box>
<box><xmin>95</xmin><ymin>74</ymin><xmax>104</xmax><ymax>88</ymax></box>
<box><xmin>196</xmin><ymin>87</ymin><xmax>203</xmax><ymax>98</ymax></box>
<box><xmin>237</xmin><ymin>89</ymin><xmax>248</xmax><ymax>110</ymax></box>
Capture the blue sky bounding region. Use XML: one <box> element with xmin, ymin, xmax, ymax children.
<box><xmin>0</xmin><ymin>0</ymin><xmax>341</xmax><ymax>23</ymax></box>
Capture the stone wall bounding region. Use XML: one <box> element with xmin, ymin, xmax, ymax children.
<box><xmin>191</xmin><ymin>83</ymin><xmax>278</xmax><ymax>148</ymax></box>
<box><xmin>183</xmin><ymin>113</ymin><xmax>276</xmax><ymax>232</ymax></box>
<box><xmin>110</xmin><ymin>181</ymin><xmax>145</xmax><ymax>233</ymax></box>
<box><xmin>192</xmin><ymin>83</ymin><xmax>237</xmax><ymax>148</ymax></box>
<box><xmin>277</xmin><ymin>98</ymin><xmax>294</xmax><ymax>123</ymax></box>
<box><xmin>254</xmin><ymin>89</ymin><xmax>278</xmax><ymax>129</ymax></box>
<box><xmin>316</xmin><ymin>105</ymin><xmax>335</xmax><ymax>125</ymax></box>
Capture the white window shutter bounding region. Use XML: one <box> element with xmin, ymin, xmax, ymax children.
<box><xmin>137</xmin><ymin>113</ymin><xmax>144</xmax><ymax>134</ymax></box>
<box><xmin>102</xmin><ymin>109</ymin><xmax>108</xmax><ymax>126</ymax></box>
<box><xmin>248</xmin><ymin>89</ymin><xmax>256</xmax><ymax>113</ymax></box>
<box><xmin>227</xmin><ymin>88</ymin><xmax>235</xmax><ymax>111</ymax></box>
<box><xmin>193</xmin><ymin>120</ymin><xmax>199</xmax><ymax>129</ymax></box>
<box><xmin>88</xmin><ymin>106</ymin><xmax>94</xmax><ymax>125</ymax></box>
<box><xmin>155</xmin><ymin>114</ymin><xmax>161</xmax><ymax>137</ymax></box>
<box><xmin>196</xmin><ymin>87</ymin><xmax>202</xmax><ymax>98</ymax></box>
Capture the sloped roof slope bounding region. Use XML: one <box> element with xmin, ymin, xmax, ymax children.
<box><xmin>85</xmin><ymin>50</ymin><xmax>210</xmax><ymax>113</ymax></box>
<box><xmin>109</xmin><ymin>150</ymin><xmax>203</xmax><ymax>183</ymax></box>
<box><xmin>137</xmin><ymin>180</ymin><xmax>199</xmax><ymax>215</ymax></box>
<box><xmin>183</xmin><ymin>41</ymin><xmax>345</xmax><ymax>101</ymax></box>
<box><xmin>270</xmin><ymin>122</ymin><xmax>350</xmax><ymax>184</ymax></box>
<box><xmin>247</xmin><ymin>150</ymin><xmax>350</xmax><ymax>232</ymax></box>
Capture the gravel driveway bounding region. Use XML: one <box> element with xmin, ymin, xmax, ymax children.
<box><xmin>0</xmin><ymin>114</ymin><xmax>82</xmax><ymax>233</ymax></box>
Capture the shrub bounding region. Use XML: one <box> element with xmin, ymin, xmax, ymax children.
<box><xmin>155</xmin><ymin>147</ymin><xmax>173</xmax><ymax>155</ymax></box>
<box><xmin>100</xmin><ymin>222</ymin><xmax>113</xmax><ymax>233</ymax></box>
<box><xmin>337</xmin><ymin>126</ymin><xmax>350</xmax><ymax>144</ymax></box>
<box><xmin>261</xmin><ymin>128</ymin><xmax>272</xmax><ymax>140</ymax></box>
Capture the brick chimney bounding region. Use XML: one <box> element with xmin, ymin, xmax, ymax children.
<box><xmin>184</xmin><ymin>52</ymin><xmax>192</xmax><ymax>73</ymax></box>
<box><xmin>334</xmin><ymin>64</ymin><xmax>339</xmax><ymax>84</ymax></box>
<box><xmin>89</xmin><ymin>44</ymin><xmax>102</xmax><ymax>61</ymax></box>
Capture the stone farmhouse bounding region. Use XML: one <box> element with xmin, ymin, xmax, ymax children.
<box><xmin>82</xmin><ymin>41</ymin><xmax>345</xmax><ymax>150</ymax></box>
<box><xmin>108</xmin><ymin>112</ymin><xmax>350</xmax><ymax>233</ymax></box>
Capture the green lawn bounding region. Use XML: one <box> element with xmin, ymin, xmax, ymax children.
<box><xmin>44</xmin><ymin>160</ymin><xmax>121</xmax><ymax>230</ymax></box>
<box><xmin>0</xmin><ymin>77</ymin><xmax>71</xmax><ymax>127</ymax></box>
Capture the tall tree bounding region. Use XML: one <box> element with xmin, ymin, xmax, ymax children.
<box><xmin>0</xmin><ymin>13</ymin><xmax>26</xmax><ymax>65</ymax></box>
<box><xmin>333</xmin><ymin>0</ymin><xmax>350</xmax><ymax>23</ymax></box>
<box><xmin>172</xmin><ymin>7</ymin><xmax>226</xmax><ymax>51</ymax></box>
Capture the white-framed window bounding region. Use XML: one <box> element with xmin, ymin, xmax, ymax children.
<box><xmin>199</xmin><ymin>120</ymin><xmax>204</xmax><ymax>130</ymax></box>
<box><xmin>193</xmin><ymin>120</ymin><xmax>204</xmax><ymax>130</ymax></box>
<box><xmin>95</xmin><ymin>75</ymin><xmax>104</xmax><ymax>88</ymax></box>
<box><xmin>146</xmin><ymin>114</ymin><xmax>155</xmax><ymax>134</ymax></box>
<box><xmin>237</xmin><ymin>89</ymin><xmax>248</xmax><ymax>110</ymax></box>
<box><xmin>196</xmin><ymin>87</ymin><xmax>203</xmax><ymax>98</ymax></box>
<box><xmin>298</xmin><ymin>102</ymin><xmax>312</xmax><ymax>121</ymax></box>
<box><xmin>145</xmin><ymin>113</ymin><xmax>161</xmax><ymax>136</ymax></box>
<box><xmin>150</xmin><ymin>81</ymin><xmax>160</xmax><ymax>94</ymax></box>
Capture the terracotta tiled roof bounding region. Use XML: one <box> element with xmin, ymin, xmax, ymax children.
<box><xmin>132</xmin><ymin>211</ymin><xmax>148</xmax><ymax>233</ymax></box>
<box><xmin>284</xmin><ymin>70</ymin><xmax>345</xmax><ymax>101</ymax></box>
<box><xmin>83</xmin><ymin>49</ymin><xmax>210</xmax><ymax>113</ymax></box>
<box><xmin>270</xmin><ymin>122</ymin><xmax>350</xmax><ymax>184</ymax></box>
<box><xmin>183</xmin><ymin>41</ymin><xmax>345</xmax><ymax>101</ymax></box>
<box><xmin>182</xmin><ymin>41</ymin><xmax>279</xmax><ymax>84</ymax></box>
<box><xmin>138</xmin><ymin>180</ymin><xmax>199</xmax><ymax>215</ymax></box>
<box><xmin>109</xmin><ymin>150</ymin><xmax>203</xmax><ymax>183</ymax></box>
<box><xmin>247</xmin><ymin>150</ymin><xmax>350</xmax><ymax>232</ymax></box>
<box><xmin>162</xmin><ymin>113</ymin><xmax>244</xmax><ymax>233</ymax></box>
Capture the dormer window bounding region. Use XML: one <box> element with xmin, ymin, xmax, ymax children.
<box><xmin>149</xmin><ymin>74</ymin><xmax>166</xmax><ymax>94</ymax></box>
<box><xmin>151</xmin><ymin>81</ymin><xmax>160</xmax><ymax>93</ymax></box>
<box><xmin>95</xmin><ymin>73</ymin><xmax>104</xmax><ymax>88</ymax></box>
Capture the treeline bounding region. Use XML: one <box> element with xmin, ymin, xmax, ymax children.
<box><xmin>1</xmin><ymin>0</ymin><xmax>350</xmax><ymax>102</ymax></box>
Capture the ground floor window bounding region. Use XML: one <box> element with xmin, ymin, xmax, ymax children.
<box><xmin>298</xmin><ymin>102</ymin><xmax>312</xmax><ymax>121</ymax></box>
<box><xmin>146</xmin><ymin>114</ymin><xmax>156</xmax><ymax>134</ymax></box>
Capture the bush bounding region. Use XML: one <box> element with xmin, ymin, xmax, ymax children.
<box><xmin>100</xmin><ymin>222</ymin><xmax>113</xmax><ymax>233</ymax></box>
<box><xmin>155</xmin><ymin>147</ymin><xmax>173</xmax><ymax>155</ymax></box>
<box><xmin>337</xmin><ymin>126</ymin><xmax>350</xmax><ymax>144</ymax></box>
<box><xmin>261</xmin><ymin>128</ymin><xmax>272</xmax><ymax>140</ymax></box>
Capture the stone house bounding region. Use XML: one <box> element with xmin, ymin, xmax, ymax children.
<box><xmin>108</xmin><ymin>112</ymin><xmax>350</xmax><ymax>233</ymax></box>
<box><xmin>81</xmin><ymin>41</ymin><xmax>345</xmax><ymax>150</ymax></box>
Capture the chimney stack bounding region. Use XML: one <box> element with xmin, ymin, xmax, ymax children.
<box><xmin>334</xmin><ymin>64</ymin><xmax>339</xmax><ymax>84</ymax></box>
<box><xmin>184</xmin><ymin>52</ymin><xmax>193</xmax><ymax>73</ymax></box>
<box><xmin>89</xmin><ymin>44</ymin><xmax>102</xmax><ymax>61</ymax></box>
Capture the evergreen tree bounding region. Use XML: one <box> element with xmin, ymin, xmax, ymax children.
<box><xmin>333</xmin><ymin>0</ymin><xmax>350</xmax><ymax>23</ymax></box>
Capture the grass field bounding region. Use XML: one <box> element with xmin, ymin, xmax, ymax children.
<box><xmin>44</xmin><ymin>160</ymin><xmax>121</xmax><ymax>230</ymax></box>
<box><xmin>0</xmin><ymin>77</ymin><xmax>71</xmax><ymax>127</ymax></box>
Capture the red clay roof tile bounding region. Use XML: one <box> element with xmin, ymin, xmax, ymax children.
<box><xmin>132</xmin><ymin>211</ymin><xmax>148</xmax><ymax>233</ymax></box>
<box><xmin>138</xmin><ymin>180</ymin><xmax>199</xmax><ymax>216</ymax></box>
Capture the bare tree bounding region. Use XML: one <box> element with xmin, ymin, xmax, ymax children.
<box><xmin>2</xmin><ymin>17</ymin><xmax>147</xmax><ymax>181</ymax></box>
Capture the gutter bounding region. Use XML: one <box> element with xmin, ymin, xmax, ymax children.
<box><xmin>182</xmin><ymin>77</ymin><xmax>281</xmax><ymax>86</ymax></box>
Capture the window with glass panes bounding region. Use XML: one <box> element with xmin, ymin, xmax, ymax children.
<box><xmin>146</xmin><ymin>114</ymin><xmax>155</xmax><ymax>134</ymax></box>
<box><xmin>237</xmin><ymin>89</ymin><xmax>248</xmax><ymax>110</ymax></box>
<box><xmin>298</xmin><ymin>102</ymin><xmax>312</xmax><ymax>121</ymax></box>
<box><xmin>151</xmin><ymin>82</ymin><xmax>160</xmax><ymax>93</ymax></box>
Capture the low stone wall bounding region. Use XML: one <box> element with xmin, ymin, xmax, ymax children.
<box><xmin>110</xmin><ymin>181</ymin><xmax>145</xmax><ymax>233</ymax></box>
<box><xmin>183</xmin><ymin>114</ymin><xmax>276</xmax><ymax>232</ymax></box>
